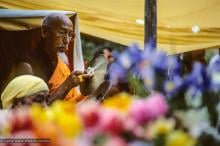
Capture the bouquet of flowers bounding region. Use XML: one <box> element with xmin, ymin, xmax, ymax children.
<box><xmin>1</xmin><ymin>44</ymin><xmax>220</xmax><ymax>146</ymax></box>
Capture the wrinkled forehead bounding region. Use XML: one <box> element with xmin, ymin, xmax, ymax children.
<box><xmin>43</xmin><ymin>13</ymin><xmax>73</xmax><ymax>30</ymax></box>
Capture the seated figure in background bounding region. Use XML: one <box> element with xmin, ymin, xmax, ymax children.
<box><xmin>1</xmin><ymin>75</ymin><xmax>49</xmax><ymax>109</ymax></box>
<box><xmin>93</xmin><ymin>46</ymin><xmax>114</xmax><ymax>65</ymax></box>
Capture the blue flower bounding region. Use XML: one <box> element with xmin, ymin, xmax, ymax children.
<box><xmin>108</xmin><ymin>62</ymin><xmax>127</xmax><ymax>85</ymax></box>
<box><xmin>185</xmin><ymin>62</ymin><xmax>210</xmax><ymax>97</ymax></box>
<box><xmin>164</xmin><ymin>75</ymin><xmax>184</xmax><ymax>98</ymax></box>
<box><xmin>150</xmin><ymin>51</ymin><xmax>168</xmax><ymax>73</ymax></box>
<box><xmin>140</xmin><ymin>66</ymin><xmax>155</xmax><ymax>91</ymax></box>
<box><xmin>208</xmin><ymin>54</ymin><xmax>220</xmax><ymax>92</ymax></box>
<box><xmin>126</xmin><ymin>44</ymin><xmax>143</xmax><ymax>64</ymax></box>
<box><xmin>167</xmin><ymin>56</ymin><xmax>182</xmax><ymax>79</ymax></box>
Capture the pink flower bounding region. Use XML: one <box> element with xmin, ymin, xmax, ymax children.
<box><xmin>99</xmin><ymin>109</ymin><xmax>124</xmax><ymax>135</ymax></box>
<box><xmin>104</xmin><ymin>136</ymin><xmax>128</xmax><ymax>146</ymax></box>
<box><xmin>10</xmin><ymin>108</ymin><xmax>33</xmax><ymax>133</ymax></box>
<box><xmin>77</xmin><ymin>100</ymin><xmax>101</xmax><ymax>128</ymax></box>
<box><xmin>146</xmin><ymin>93</ymin><xmax>168</xmax><ymax>119</ymax></box>
<box><xmin>129</xmin><ymin>100</ymin><xmax>151</xmax><ymax>124</ymax></box>
<box><xmin>129</xmin><ymin>93</ymin><xmax>168</xmax><ymax>125</ymax></box>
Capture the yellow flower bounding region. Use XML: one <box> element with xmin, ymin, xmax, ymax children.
<box><xmin>31</xmin><ymin>101</ymin><xmax>83</xmax><ymax>138</ymax></box>
<box><xmin>103</xmin><ymin>92</ymin><xmax>132</xmax><ymax>113</ymax></box>
<box><xmin>30</xmin><ymin>103</ymin><xmax>48</xmax><ymax>122</ymax></box>
<box><xmin>56</xmin><ymin>112</ymin><xmax>83</xmax><ymax>138</ymax></box>
<box><xmin>166</xmin><ymin>130</ymin><xmax>196</xmax><ymax>146</ymax></box>
<box><xmin>147</xmin><ymin>118</ymin><xmax>175</xmax><ymax>138</ymax></box>
<box><xmin>50</xmin><ymin>101</ymin><xmax>83</xmax><ymax>137</ymax></box>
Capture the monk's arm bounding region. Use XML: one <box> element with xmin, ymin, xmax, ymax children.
<box><xmin>47</xmin><ymin>71</ymin><xmax>87</xmax><ymax>104</ymax></box>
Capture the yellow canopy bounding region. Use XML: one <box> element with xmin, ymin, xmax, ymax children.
<box><xmin>0</xmin><ymin>0</ymin><xmax>220</xmax><ymax>54</ymax></box>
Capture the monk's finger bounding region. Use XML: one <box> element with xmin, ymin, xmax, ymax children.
<box><xmin>78</xmin><ymin>74</ymin><xmax>93</xmax><ymax>83</ymax></box>
<box><xmin>82</xmin><ymin>74</ymin><xmax>93</xmax><ymax>79</ymax></box>
<box><xmin>71</xmin><ymin>76</ymin><xmax>81</xmax><ymax>85</ymax></box>
<box><xmin>73</xmin><ymin>70</ymin><xmax>84</xmax><ymax>76</ymax></box>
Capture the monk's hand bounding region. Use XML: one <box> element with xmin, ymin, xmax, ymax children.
<box><xmin>68</xmin><ymin>70</ymin><xmax>93</xmax><ymax>87</ymax></box>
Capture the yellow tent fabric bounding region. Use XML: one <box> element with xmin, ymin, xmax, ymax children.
<box><xmin>0</xmin><ymin>0</ymin><xmax>220</xmax><ymax>54</ymax></box>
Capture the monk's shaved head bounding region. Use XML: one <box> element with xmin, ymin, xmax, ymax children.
<box><xmin>42</xmin><ymin>13</ymin><xmax>73</xmax><ymax>28</ymax></box>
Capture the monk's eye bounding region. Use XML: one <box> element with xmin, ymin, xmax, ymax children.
<box><xmin>58</xmin><ymin>30</ymin><xmax>68</xmax><ymax>37</ymax></box>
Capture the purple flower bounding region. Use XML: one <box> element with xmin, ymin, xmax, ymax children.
<box><xmin>116</xmin><ymin>44</ymin><xmax>142</xmax><ymax>69</ymax></box>
<box><xmin>208</xmin><ymin>54</ymin><xmax>220</xmax><ymax>92</ymax></box>
<box><xmin>150</xmin><ymin>51</ymin><xmax>168</xmax><ymax>73</ymax></box>
<box><xmin>167</xmin><ymin>56</ymin><xmax>182</xmax><ymax>78</ymax></box>
<box><xmin>118</xmin><ymin>52</ymin><xmax>133</xmax><ymax>69</ymax></box>
<box><xmin>108</xmin><ymin>62</ymin><xmax>127</xmax><ymax>85</ymax></box>
<box><xmin>164</xmin><ymin>75</ymin><xmax>184</xmax><ymax>97</ymax></box>
<box><xmin>140</xmin><ymin>67</ymin><xmax>155</xmax><ymax>91</ymax></box>
<box><xmin>126</xmin><ymin>44</ymin><xmax>143</xmax><ymax>64</ymax></box>
<box><xmin>185</xmin><ymin>62</ymin><xmax>209</xmax><ymax>91</ymax></box>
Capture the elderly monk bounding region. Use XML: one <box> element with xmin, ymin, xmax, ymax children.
<box><xmin>1</xmin><ymin>75</ymin><xmax>49</xmax><ymax>109</ymax></box>
<box><xmin>8</xmin><ymin>13</ymin><xmax>91</xmax><ymax>105</ymax></box>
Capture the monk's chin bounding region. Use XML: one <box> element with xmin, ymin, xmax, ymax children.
<box><xmin>57</xmin><ymin>47</ymin><xmax>68</xmax><ymax>52</ymax></box>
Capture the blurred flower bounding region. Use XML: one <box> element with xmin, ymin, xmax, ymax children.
<box><xmin>208</xmin><ymin>54</ymin><xmax>220</xmax><ymax>92</ymax></box>
<box><xmin>11</xmin><ymin>130</ymin><xmax>40</xmax><ymax>146</ymax></box>
<box><xmin>119</xmin><ymin>52</ymin><xmax>133</xmax><ymax>69</ymax></box>
<box><xmin>124</xmin><ymin>117</ymin><xmax>145</xmax><ymax>138</ymax></box>
<box><xmin>128</xmin><ymin>141</ymin><xmax>152</xmax><ymax>146</ymax></box>
<box><xmin>30</xmin><ymin>104</ymin><xmax>48</xmax><ymax>122</ymax></box>
<box><xmin>125</xmin><ymin>44</ymin><xmax>143</xmax><ymax>65</ymax></box>
<box><xmin>77</xmin><ymin>100</ymin><xmax>100</xmax><ymax>128</ymax></box>
<box><xmin>129</xmin><ymin>99</ymin><xmax>151</xmax><ymax>125</ymax></box>
<box><xmin>150</xmin><ymin>52</ymin><xmax>168</xmax><ymax>73</ymax></box>
<box><xmin>185</xmin><ymin>86</ymin><xmax>203</xmax><ymax>108</ymax></box>
<box><xmin>57</xmin><ymin>112</ymin><xmax>83</xmax><ymax>137</ymax></box>
<box><xmin>147</xmin><ymin>118</ymin><xmax>175</xmax><ymax>139</ymax></box>
<box><xmin>108</xmin><ymin>62</ymin><xmax>127</xmax><ymax>85</ymax></box>
<box><xmin>0</xmin><ymin>110</ymin><xmax>11</xmax><ymax>136</ymax></box>
<box><xmin>32</xmin><ymin>101</ymin><xmax>83</xmax><ymax>138</ymax></box>
<box><xmin>104</xmin><ymin>136</ymin><xmax>128</xmax><ymax>146</ymax></box>
<box><xmin>99</xmin><ymin>109</ymin><xmax>125</xmax><ymax>135</ymax></box>
<box><xmin>103</xmin><ymin>92</ymin><xmax>132</xmax><ymax>113</ymax></box>
<box><xmin>166</xmin><ymin>130</ymin><xmax>196</xmax><ymax>146</ymax></box>
<box><xmin>167</xmin><ymin>56</ymin><xmax>182</xmax><ymax>78</ymax></box>
<box><xmin>51</xmin><ymin>102</ymin><xmax>82</xmax><ymax>137</ymax></box>
<box><xmin>33</xmin><ymin>121</ymin><xmax>59</xmax><ymax>144</ymax></box>
<box><xmin>140</xmin><ymin>66</ymin><xmax>155</xmax><ymax>91</ymax></box>
<box><xmin>74</xmin><ymin>136</ymin><xmax>92</xmax><ymax>146</ymax></box>
<box><xmin>130</xmin><ymin>93</ymin><xmax>168</xmax><ymax>125</ymax></box>
<box><xmin>174</xmin><ymin>108</ymin><xmax>210</xmax><ymax>138</ymax></box>
<box><xmin>146</xmin><ymin>93</ymin><xmax>169</xmax><ymax>118</ymax></box>
<box><xmin>164</xmin><ymin>75</ymin><xmax>184</xmax><ymax>98</ymax></box>
<box><xmin>185</xmin><ymin>62</ymin><xmax>210</xmax><ymax>97</ymax></box>
<box><xmin>10</xmin><ymin>107</ymin><xmax>33</xmax><ymax>133</ymax></box>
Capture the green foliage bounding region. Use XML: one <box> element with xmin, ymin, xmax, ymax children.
<box><xmin>81</xmin><ymin>33</ymin><xmax>125</xmax><ymax>61</ymax></box>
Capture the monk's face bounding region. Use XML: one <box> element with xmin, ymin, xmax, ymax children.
<box><xmin>45</xmin><ymin>17</ymin><xmax>74</xmax><ymax>56</ymax></box>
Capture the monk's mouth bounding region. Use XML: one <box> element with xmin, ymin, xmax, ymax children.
<box><xmin>58</xmin><ymin>46</ymin><xmax>68</xmax><ymax>52</ymax></box>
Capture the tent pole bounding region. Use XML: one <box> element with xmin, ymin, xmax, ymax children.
<box><xmin>144</xmin><ymin>0</ymin><xmax>157</xmax><ymax>49</ymax></box>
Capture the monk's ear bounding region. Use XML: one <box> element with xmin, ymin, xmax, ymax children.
<box><xmin>41</xmin><ymin>25</ymin><xmax>49</xmax><ymax>38</ymax></box>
